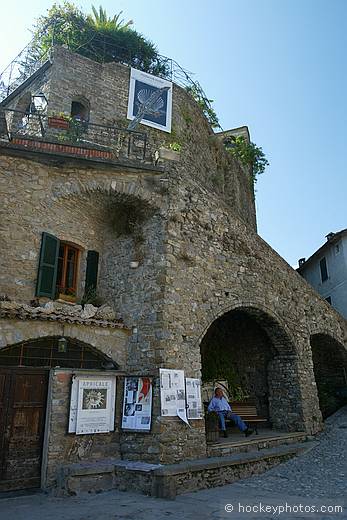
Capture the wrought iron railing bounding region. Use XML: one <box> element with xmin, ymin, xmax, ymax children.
<box><xmin>0</xmin><ymin>23</ymin><xmax>221</xmax><ymax>129</ymax></box>
<box><xmin>0</xmin><ymin>108</ymin><xmax>148</xmax><ymax>161</ymax></box>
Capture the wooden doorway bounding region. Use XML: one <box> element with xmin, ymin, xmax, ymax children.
<box><xmin>0</xmin><ymin>368</ymin><xmax>48</xmax><ymax>491</ymax></box>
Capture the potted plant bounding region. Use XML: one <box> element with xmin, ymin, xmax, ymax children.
<box><xmin>205</xmin><ymin>411</ymin><xmax>220</xmax><ymax>443</ymax></box>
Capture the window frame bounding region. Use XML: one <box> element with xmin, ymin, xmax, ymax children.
<box><xmin>56</xmin><ymin>242</ymin><xmax>81</xmax><ymax>300</ymax></box>
<box><xmin>319</xmin><ymin>257</ymin><xmax>329</xmax><ymax>283</ymax></box>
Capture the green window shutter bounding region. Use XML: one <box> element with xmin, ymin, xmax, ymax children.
<box><xmin>85</xmin><ymin>250</ymin><xmax>99</xmax><ymax>293</ymax></box>
<box><xmin>36</xmin><ymin>232</ymin><xmax>60</xmax><ymax>298</ymax></box>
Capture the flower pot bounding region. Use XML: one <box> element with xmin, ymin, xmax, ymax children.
<box><xmin>48</xmin><ymin>117</ymin><xmax>69</xmax><ymax>130</ymax></box>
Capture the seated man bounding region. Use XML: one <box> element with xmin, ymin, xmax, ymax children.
<box><xmin>208</xmin><ymin>388</ymin><xmax>254</xmax><ymax>438</ymax></box>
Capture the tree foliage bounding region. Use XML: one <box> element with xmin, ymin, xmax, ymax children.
<box><xmin>226</xmin><ymin>135</ymin><xmax>269</xmax><ymax>184</ymax></box>
<box><xmin>29</xmin><ymin>2</ymin><xmax>168</xmax><ymax>76</ymax></box>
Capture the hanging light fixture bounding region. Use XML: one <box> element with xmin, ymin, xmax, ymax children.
<box><xmin>32</xmin><ymin>92</ymin><xmax>48</xmax><ymax>113</ymax></box>
<box><xmin>58</xmin><ymin>337</ymin><xmax>68</xmax><ymax>353</ymax></box>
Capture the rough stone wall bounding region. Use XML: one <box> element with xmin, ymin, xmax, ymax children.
<box><xmin>149</xmin><ymin>173</ymin><xmax>347</xmax><ymax>462</ymax></box>
<box><xmin>45</xmin><ymin>46</ymin><xmax>256</xmax><ymax>229</ymax></box>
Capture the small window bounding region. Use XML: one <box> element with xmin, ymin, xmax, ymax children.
<box><xmin>325</xmin><ymin>296</ymin><xmax>332</xmax><ymax>304</ymax></box>
<box><xmin>71</xmin><ymin>101</ymin><xmax>89</xmax><ymax>122</ymax></box>
<box><xmin>334</xmin><ymin>242</ymin><xmax>341</xmax><ymax>255</ymax></box>
<box><xmin>320</xmin><ymin>257</ymin><xmax>328</xmax><ymax>283</ymax></box>
<box><xmin>56</xmin><ymin>243</ymin><xmax>80</xmax><ymax>299</ymax></box>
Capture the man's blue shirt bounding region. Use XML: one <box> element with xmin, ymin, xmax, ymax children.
<box><xmin>208</xmin><ymin>396</ymin><xmax>231</xmax><ymax>413</ymax></box>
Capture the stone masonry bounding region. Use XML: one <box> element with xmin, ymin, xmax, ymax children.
<box><xmin>0</xmin><ymin>45</ymin><xmax>346</xmax><ymax>488</ymax></box>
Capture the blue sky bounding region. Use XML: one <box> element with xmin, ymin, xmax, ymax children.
<box><xmin>1</xmin><ymin>0</ymin><xmax>346</xmax><ymax>266</ymax></box>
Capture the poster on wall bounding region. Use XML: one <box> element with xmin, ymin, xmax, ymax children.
<box><xmin>121</xmin><ymin>377</ymin><xmax>153</xmax><ymax>431</ymax></box>
<box><xmin>69</xmin><ymin>375</ymin><xmax>116</xmax><ymax>434</ymax></box>
<box><xmin>159</xmin><ymin>368</ymin><xmax>188</xmax><ymax>424</ymax></box>
<box><xmin>127</xmin><ymin>68</ymin><xmax>173</xmax><ymax>133</ymax></box>
<box><xmin>185</xmin><ymin>378</ymin><xmax>203</xmax><ymax>419</ymax></box>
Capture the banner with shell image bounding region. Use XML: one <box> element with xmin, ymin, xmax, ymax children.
<box><xmin>69</xmin><ymin>375</ymin><xmax>116</xmax><ymax>435</ymax></box>
<box><xmin>127</xmin><ymin>68</ymin><xmax>173</xmax><ymax>133</ymax></box>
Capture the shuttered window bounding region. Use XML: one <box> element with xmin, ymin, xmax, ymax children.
<box><xmin>36</xmin><ymin>235</ymin><xmax>99</xmax><ymax>300</ymax></box>
<box><xmin>85</xmin><ymin>250</ymin><xmax>99</xmax><ymax>293</ymax></box>
<box><xmin>36</xmin><ymin>232</ymin><xmax>60</xmax><ymax>298</ymax></box>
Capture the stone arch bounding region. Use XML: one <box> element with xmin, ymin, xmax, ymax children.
<box><xmin>310</xmin><ymin>332</ymin><xmax>347</xmax><ymax>419</ymax></box>
<box><xmin>198</xmin><ymin>301</ymin><xmax>306</xmax><ymax>432</ymax></box>
<box><xmin>0</xmin><ymin>320</ymin><xmax>128</xmax><ymax>368</ymax></box>
<box><xmin>0</xmin><ymin>335</ymin><xmax>118</xmax><ymax>369</ymax></box>
<box><xmin>51</xmin><ymin>175</ymin><xmax>166</xmax><ymax>212</ymax></box>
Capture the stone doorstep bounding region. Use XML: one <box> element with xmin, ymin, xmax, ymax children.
<box><xmin>55</xmin><ymin>442</ymin><xmax>315</xmax><ymax>500</ymax></box>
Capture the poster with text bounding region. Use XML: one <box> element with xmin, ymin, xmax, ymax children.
<box><xmin>186</xmin><ymin>378</ymin><xmax>203</xmax><ymax>419</ymax></box>
<box><xmin>127</xmin><ymin>68</ymin><xmax>173</xmax><ymax>132</ymax></box>
<box><xmin>160</xmin><ymin>368</ymin><xmax>188</xmax><ymax>423</ymax></box>
<box><xmin>69</xmin><ymin>376</ymin><xmax>116</xmax><ymax>435</ymax></box>
<box><xmin>121</xmin><ymin>377</ymin><xmax>153</xmax><ymax>431</ymax></box>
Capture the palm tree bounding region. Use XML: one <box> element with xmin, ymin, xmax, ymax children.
<box><xmin>88</xmin><ymin>5</ymin><xmax>133</xmax><ymax>31</ymax></box>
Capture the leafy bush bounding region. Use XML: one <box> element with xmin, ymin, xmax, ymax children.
<box><xmin>28</xmin><ymin>2</ymin><xmax>168</xmax><ymax>76</ymax></box>
<box><xmin>226</xmin><ymin>135</ymin><xmax>269</xmax><ymax>185</ymax></box>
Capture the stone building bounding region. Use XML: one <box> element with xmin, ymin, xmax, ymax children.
<box><xmin>0</xmin><ymin>46</ymin><xmax>346</xmax><ymax>494</ymax></box>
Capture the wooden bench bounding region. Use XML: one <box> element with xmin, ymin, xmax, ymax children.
<box><xmin>227</xmin><ymin>401</ymin><xmax>268</xmax><ymax>434</ymax></box>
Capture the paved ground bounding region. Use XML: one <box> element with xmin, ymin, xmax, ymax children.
<box><xmin>0</xmin><ymin>407</ymin><xmax>346</xmax><ymax>520</ymax></box>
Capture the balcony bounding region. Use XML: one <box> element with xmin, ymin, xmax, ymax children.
<box><xmin>0</xmin><ymin>108</ymin><xmax>149</xmax><ymax>164</ymax></box>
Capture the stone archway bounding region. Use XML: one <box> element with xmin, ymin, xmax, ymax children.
<box><xmin>310</xmin><ymin>333</ymin><xmax>347</xmax><ymax>419</ymax></box>
<box><xmin>200</xmin><ymin>305</ymin><xmax>305</xmax><ymax>432</ymax></box>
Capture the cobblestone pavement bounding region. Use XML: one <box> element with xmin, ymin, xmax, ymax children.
<box><xmin>0</xmin><ymin>408</ymin><xmax>346</xmax><ymax>520</ymax></box>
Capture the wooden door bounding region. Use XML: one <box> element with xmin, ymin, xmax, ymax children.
<box><xmin>0</xmin><ymin>368</ymin><xmax>48</xmax><ymax>491</ymax></box>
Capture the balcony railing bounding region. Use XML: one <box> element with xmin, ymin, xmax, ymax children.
<box><xmin>0</xmin><ymin>108</ymin><xmax>148</xmax><ymax>162</ymax></box>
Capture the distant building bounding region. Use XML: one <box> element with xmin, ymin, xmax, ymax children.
<box><xmin>297</xmin><ymin>230</ymin><xmax>347</xmax><ymax>318</ymax></box>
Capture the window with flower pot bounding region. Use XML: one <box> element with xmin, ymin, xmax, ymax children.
<box><xmin>36</xmin><ymin>232</ymin><xmax>99</xmax><ymax>301</ymax></box>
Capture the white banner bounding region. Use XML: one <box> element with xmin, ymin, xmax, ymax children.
<box><xmin>122</xmin><ymin>377</ymin><xmax>152</xmax><ymax>431</ymax></box>
<box><xmin>186</xmin><ymin>378</ymin><xmax>203</xmax><ymax>419</ymax></box>
<box><xmin>127</xmin><ymin>68</ymin><xmax>173</xmax><ymax>133</ymax></box>
<box><xmin>160</xmin><ymin>368</ymin><xmax>188</xmax><ymax>423</ymax></box>
<box><xmin>69</xmin><ymin>375</ymin><xmax>116</xmax><ymax>434</ymax></box>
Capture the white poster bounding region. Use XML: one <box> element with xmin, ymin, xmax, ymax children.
<box><xmin>160</xmin><ymin>368</ymin><xmax>188</xmax><ymax>423</ymax></box>
<box><xmin>122</xmin><ymin>377</ymin><xmax>153</xmax><ymax>431</ymax></box>
<box><xmin>186</xmin><ymin>378</ymin><xmax>203</xmax><ymax>419</ymax></box>
<box><xmin>69</xmin><ymin>375</ymin><xmax>116</xmax><ymax>434</ymax></box>
<box><xmin>127</xmin><ymin>68</ymin><xmax>173</xmax><ymax>133</ymax></box>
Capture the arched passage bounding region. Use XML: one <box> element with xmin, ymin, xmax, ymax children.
<box><xmin>310</xmin><ymin>333</ymin><xmax>347</xmax><ymax>419</ymax></box>
<box><xmin>200</xmin><ymin>306</ymin><xmax>305</xmax><ymax>432</ymax></box>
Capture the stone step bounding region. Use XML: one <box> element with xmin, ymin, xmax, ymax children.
<box><xmin>55</xmin><ymin>440</ymin><xmax>316</xmax><ymax>500</ymax></box>
<box><xmin>152</xmin><ymin>441</ymin><xmax>316</xmax><ymax>498</ymax></box>
<box><xmin>207</xmin><ymin>431</ymin><xmax>310</xmax><ymax>457</ymax></box>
